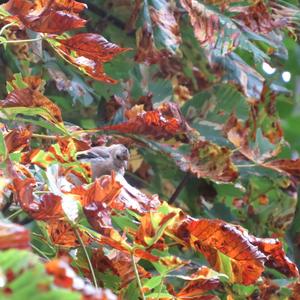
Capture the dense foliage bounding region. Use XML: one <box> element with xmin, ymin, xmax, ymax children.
<box><xmin>1</xmin><ymin>0</ymin><xmax>300</xmax><ymax>299</ymax></box>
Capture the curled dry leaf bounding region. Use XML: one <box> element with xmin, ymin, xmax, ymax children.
<box><xmin>3</xmin><ymin>0</ymin><xmax>87</xmax><ymax>34</ymax></box>
<box><xmin>0</xmin><ymin>221</ymin><xmax>30</xmax><ymax>249</ymax></box>
<box><xmin>176</xmin><ymin>267</ymin><xmax>222</xmax><ymax>299</ymax></box>
<box><xmin>176</xmin><ymin>218</ymin><xmax>266</xmax><ymax>285</ymax></box>
<box><xmin>263</xmin><ymin>159</ymin><xmax>300</xmax><ymax>182</ymax></box>
<box><xmin>12</xmin><ymin>177</ymin><xmax>64</xmax><ymax>220</ymax></box>
<box><xmin>232</xmin><ymin>1</ymin><xmax>287</xmax><ymax>34</ymax></box>
<box><xmin>92</xmin><ymin>248</ymin><xmax>151</xmax><ymax>288</ymax></box>
<box><xmin>4</xmin><ymin>127</ymin><xmax>32</xmax><ymax>153</ymax></box>
<box><xmin>149</xmin><ymin>1</ymin><xmax>181</xmax><ymax>54</ymax></box>
<box><xmin>0</xmin><ymin>88</ymin><xmax>63</xmax><ymax>123</ymax></box>
<box><xmin>250</xmin><ymin>236</ymin><xmax>299</xmax><ymax>277</ymax></box>
<box><xmin>46</xmin><ymin>258</ymin><xmax>117</xmax><ymax>299</ymax></box>
<box><xmin>103</xmin><ymin>102</ymin><xmax>195</xmax><ymax>142</ymax></box>
<box><xmin>176</xmin><ymin>218</ymin><xmax>298</xmax><ymax>284</ymax></box>
<box><xmin>135</xmin><ymin>211</ymin><xmax>177</xmax><ymax>249</ymax></box>
<box><xmin>172</xmin><ymin>141</ymin><xmax>238</xmax><ymax>182</ymax></box>
<box><xmin>53</xmin><ymin>33</ymin><xmax>131</xmax><ymax>83</ymax></box>
<box><xmin>47</xmin><ymin>220</ymin><xmax>89</xmax><ymax>247</ymax></box>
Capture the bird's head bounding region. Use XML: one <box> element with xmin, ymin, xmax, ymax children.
<box><xmin>109</xmin><ymin>144</ymin><xmax>130</xmax><ymax>168</ymax></box>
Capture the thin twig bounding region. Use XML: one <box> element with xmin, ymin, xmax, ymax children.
<box><xmin>7</xmin><ymin>209</ymin><xmax>23</xmax><ymax>220</ymax></box>
<box><xmin>0</xmin><ymin>37</ymin><xmax>43</xmax><ymax>45</ymax></box>
<box><xmin>73</xmin><ymin>227</ymin><xmax>98</xmax><ymax>291</ymax></box>
<box><xmin>32</xmin><ymin>133</ymin><xmax>59</xmax><ymax>140</ymax></box>
<box><xmin>30</xmin><ymin>243</ymin><xmax>50</xmax><ymax>261</ymax></box>
<box><xmin>169</xmin><ymin>173</ymin><xmax>190</xmax><ymax>204</ymax></box>
<box><xmin>131</xmin><ymin>252</ymin><xmax>146</xmax><ymax>300</ymax></box>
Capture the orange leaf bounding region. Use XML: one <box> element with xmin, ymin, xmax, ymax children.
<box><xmin>103</xmin><ymin>102</ymin><xmax>194</xmax><ymax>141</ymax></box>
<box><xmin>4</xmin><ymin>127</ymin><xmax>32</xmax><ymax>153</ymax></box>
<box><xmin>92</xmin><ymin>249</ymin><xmax>151</xmax><ymax>288</ymax></box>
<box><xmin>45</xmin><ymin>258</ymin><xmax>117</xmax><ymax>299</ymax></box>
<box><xmin>3</xmin><ymin>0</ymin><xmax>87</xmax><ymax>34</ymax></box>
<box><xmin>233</xmin><ymin>1</ymin><xmax>289</xmax><ymax>34</ymax></box>
<box><xmin>177</xmin><ymin>218</ymin><xmax>265</xmax><ymax>285</ymax></box>
<box><xmin>47</xmin><ymin>220</ymin><xmax>89</xmax><ymax>247</ymax></box>
<box><xmin>1</xmin><ymin>88</ymin><xmax>62</xmax><ymax>123</ymax></box>
<box><xmin>54</xmin><ymin>33</ymin><xmax>130</xmax><ymax>83</ymax></box>
<box><xmin>250</xmin><ymin>236</ymin><xmax>299</xmax><ymax>278</ymax></box>
<box><xmin>176</xmin><ymin>267</ymin><xmax>221</xmax><ymax>299</ymax></box>
<box><xmin>172</xmin><ymin>141</ymin><xmax>238</xmax><ymax>182</ymax></box>
<box><xmin>263</xmin><ymin>159</ymin><xmax>300</xmax><ymax>182</ymax></box>
<box><xmin>13</xmin><ymin>177</ymin><xmax>64</xmax><ymax>220</ymax></box>
<box><xmin>0</xmin><ymin>221</ymin><xmax>30</xmax><ymax>249</ymax></box>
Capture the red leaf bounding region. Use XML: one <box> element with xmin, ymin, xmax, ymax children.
<box><xmin>45</xmin><ymin>258</ymin><xmax>117</xmax><ymax>299</ymax></box>
<box><xmin>0</xmin><ymin>221</ymin><xmax>30</xmax><ymax>249</ymax></box>
<box><xmin>47</xmin><ymin>220</ymin><xmax>90</xmax><ymax>247</ymax></box>
<box><xmin>1</xmin><ymin>88</ymin><xmax>63</xmax><ymax>123</ymax></box>
<box><xmin>176</xmin><ymin>267</ymin><xmax>221</xmax><ymax>299</ymax></box>
<box><xmin>3</xmin><ymin>0</ymin><xmax>87</xmax><ymax>34</ymax></box>
<box><xmin>176</xmin><ymin>218</ymin><xmax>266</xmax><ymax>285</ymax></box>
<box><xmin>4</xmin><ymin>127</ymin><xmax>32</xmax><ymax>153</ymax></box>
<box><xmin>54</xmin><ymin>33</ymin><xmax>130</xmax><ymax>83</ymax></box>
<box><xmin>92</xmin><ymin>249</ymin><xmax>151</xmax><ymax>288</ymax></box>
<box><xmin>263</xmin><ymin>159</ymin><xmax>300</xmax><ymax>182</ymax></box>
<box><xmin>172</xmin><ymin>141</ymin><xmax>238</xmax><ymax>182</ymax></box>
<box><xmin>103</xmin><ymin>102</ymin><xmax>194</xmax><ymax>141</ymax></box>
<box><xmin>13</xmin><ymin>177</ymin><xmax>64</xmax><ymax>220</ymax></box>
<box><xmin>250</xmin><ymin>236</ymin><xmax>299</xmax><ymax>277</ymax></box>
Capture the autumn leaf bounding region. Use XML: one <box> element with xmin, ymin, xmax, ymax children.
<box><xmin>0</xmin><ymin>221</ymin><xmax>30</xmax><ymax>249</ymax></box>
<box><xmin>45</xmin><ymin>258</ymin><xmax>117</xmax><ymax>299</ymax></box>
<box><xmin>13</xmin><ymin>177</ymin><xmax>65</xmax><ymax>220</ymax></box>
<box><xmin>4</xmin><ymin>127</ymin><xmax>32</xmax><ymax>153</ymax></box>
<box><xmin>176</xmin><ymin>267</ymin><xmax>223</xmax><ymax>299</ymax></box>
<box><xmin>103</xmin><ymin>102</ymin><xmax>196</xmax><ymax>142</ymax></box>
<box><xmin>0</xmin><ymin>88</ymin><xmax>63</xmax><ymax>123</ymax></box>
<box><xmin>172</xmin><ymin>141</ymin><xmax>238</xmax><ymax>182</ymax></box>
<box><xmin>92</xmin><ymin>248</ymin><xmax>151</xmax><ymax>288</ymax></box>
<box><xmin>52</xmin><ymin>33</ymin><xmax>131</xmax><ymax>83</ymax></box>
<box><xmin>232</xmin><ymin>1</ymin><xmax>287</xmax><ymax>34</ymax></box>
<box><xmin>263</xmin><ymin>159</ymin><xmax>300</xmax><ymax>182</ymax></box>
<box><xmin>250</xmin><ymin>236</ymin><xmax>299</xmax><ymax>277</ymax></box>
<box><xmin>176</xmin><ymin>218</ymin><xmax>266</xmax><ymax>285</ymax></box>
<box><xmin>3</xmin><ymin>0</ymin><xmax>87</xmax><ymax>34</ymax></box>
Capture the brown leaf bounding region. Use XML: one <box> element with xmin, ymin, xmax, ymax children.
<box><xmin>180</xmin><ymin>0</ymin><xmax>220</xmax><ymax>49</ymax></box>
<box><xmin>3</xmin><ymin>0</ymin><xmax>87</xmax><ymax>34</ymax></box>
<box><xmin>92</xmin><ymin>248</ymin><xmax>151</xmax><ymax>288</ymax></box>
<box><xmin>4</xmin><ymin>127</ymin><xmax>32</xmax><ymax>153</ymax></box>
<box><xmin>232</xmin><ymin>1</ymin><xmax>287</xmax><ymax>34</ymax></box>
<box><xmin>0</xmin><ymin>88</ymin><xmax>62</xmax><ymax>123</ymax></box>
<box><xmin>149</xmin><ymin>0</ymin><xmax>181</xmax><ymax>53</ymax></box>
<box><xmin>13</xmin><ymin>177</ymin><xmax>64</xmax><ymax>220</ymax></box>
<box><xmin>250</xmin><ymin>236</ymin><xmax>299</xmax><ymax>277</ymax></box>
<box><xmin>263</xmin><ymin>159</ymin><xmax>300</xmax><ymax>182</ymax></box>
<box><xmin>103</xmin><ymin>102</ymin><xmax>195</xmax><ymax>142</ymax></box>
<box><xmin>45</xmin><ymin>258</ymin><xmax>117</xmax><ymax>299</ymax></box>
<box><xmin>0</xmin><ymin>221</ymin><xmax>30</xmax><ymax>249</ymax></box>
<box><xmin>176</xmin><ymin>267</ymin><xmax>222</xmax><ymax>299</ymax></box>
<box><xmin>54</xmin><ymin>33</ymin><xmax>130</xmax><ymax>83</ymax></box>
<box><xmin>176</xmin><ymin>218</ymin><xmax>266</xmax><ymax>285</ymax></box>
<box><xmin>172</xmin><ymin>141</ymin><xmax>238</xmax><ymax>182</ymax></box>
<box><xmin>47</xmin><ymin>220</ymin><xmax>89</xmax><ymax>247</ymax></box>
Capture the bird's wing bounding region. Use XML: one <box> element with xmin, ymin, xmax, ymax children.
<box><xmin>77</xmin><ymin>147</ymin><xmax>111</xmax><ymax>160</ymax></box>
<box><xmin>76</xmin><ymin>152</ymin><xmax>98</xmax><ymax>160</ymax></box>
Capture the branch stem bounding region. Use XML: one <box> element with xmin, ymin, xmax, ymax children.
<box><xmin>131</xmin><ymin>252</ymin><xmax>145</xmax><ymax>300</ymax></box>
<box><xmin>169</xmin><ymin>173</ymin><xmax>190</xmax><ymax>204</ymax></box>
<box><xmin>73</xmin><ymin>227</ymin><xmax>98</xmax><ymax>291</ymax></box>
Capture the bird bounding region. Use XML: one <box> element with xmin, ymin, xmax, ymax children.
<box><xmin>75</xmin><ymin>144</ymin><xmax>130</xmax><ymax>182</ymax></box>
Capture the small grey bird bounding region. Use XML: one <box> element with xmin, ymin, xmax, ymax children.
<box><xmin>76</xmin><ymin>144</ymin><xmax>130</xmax><ymax>181</ymax></box>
